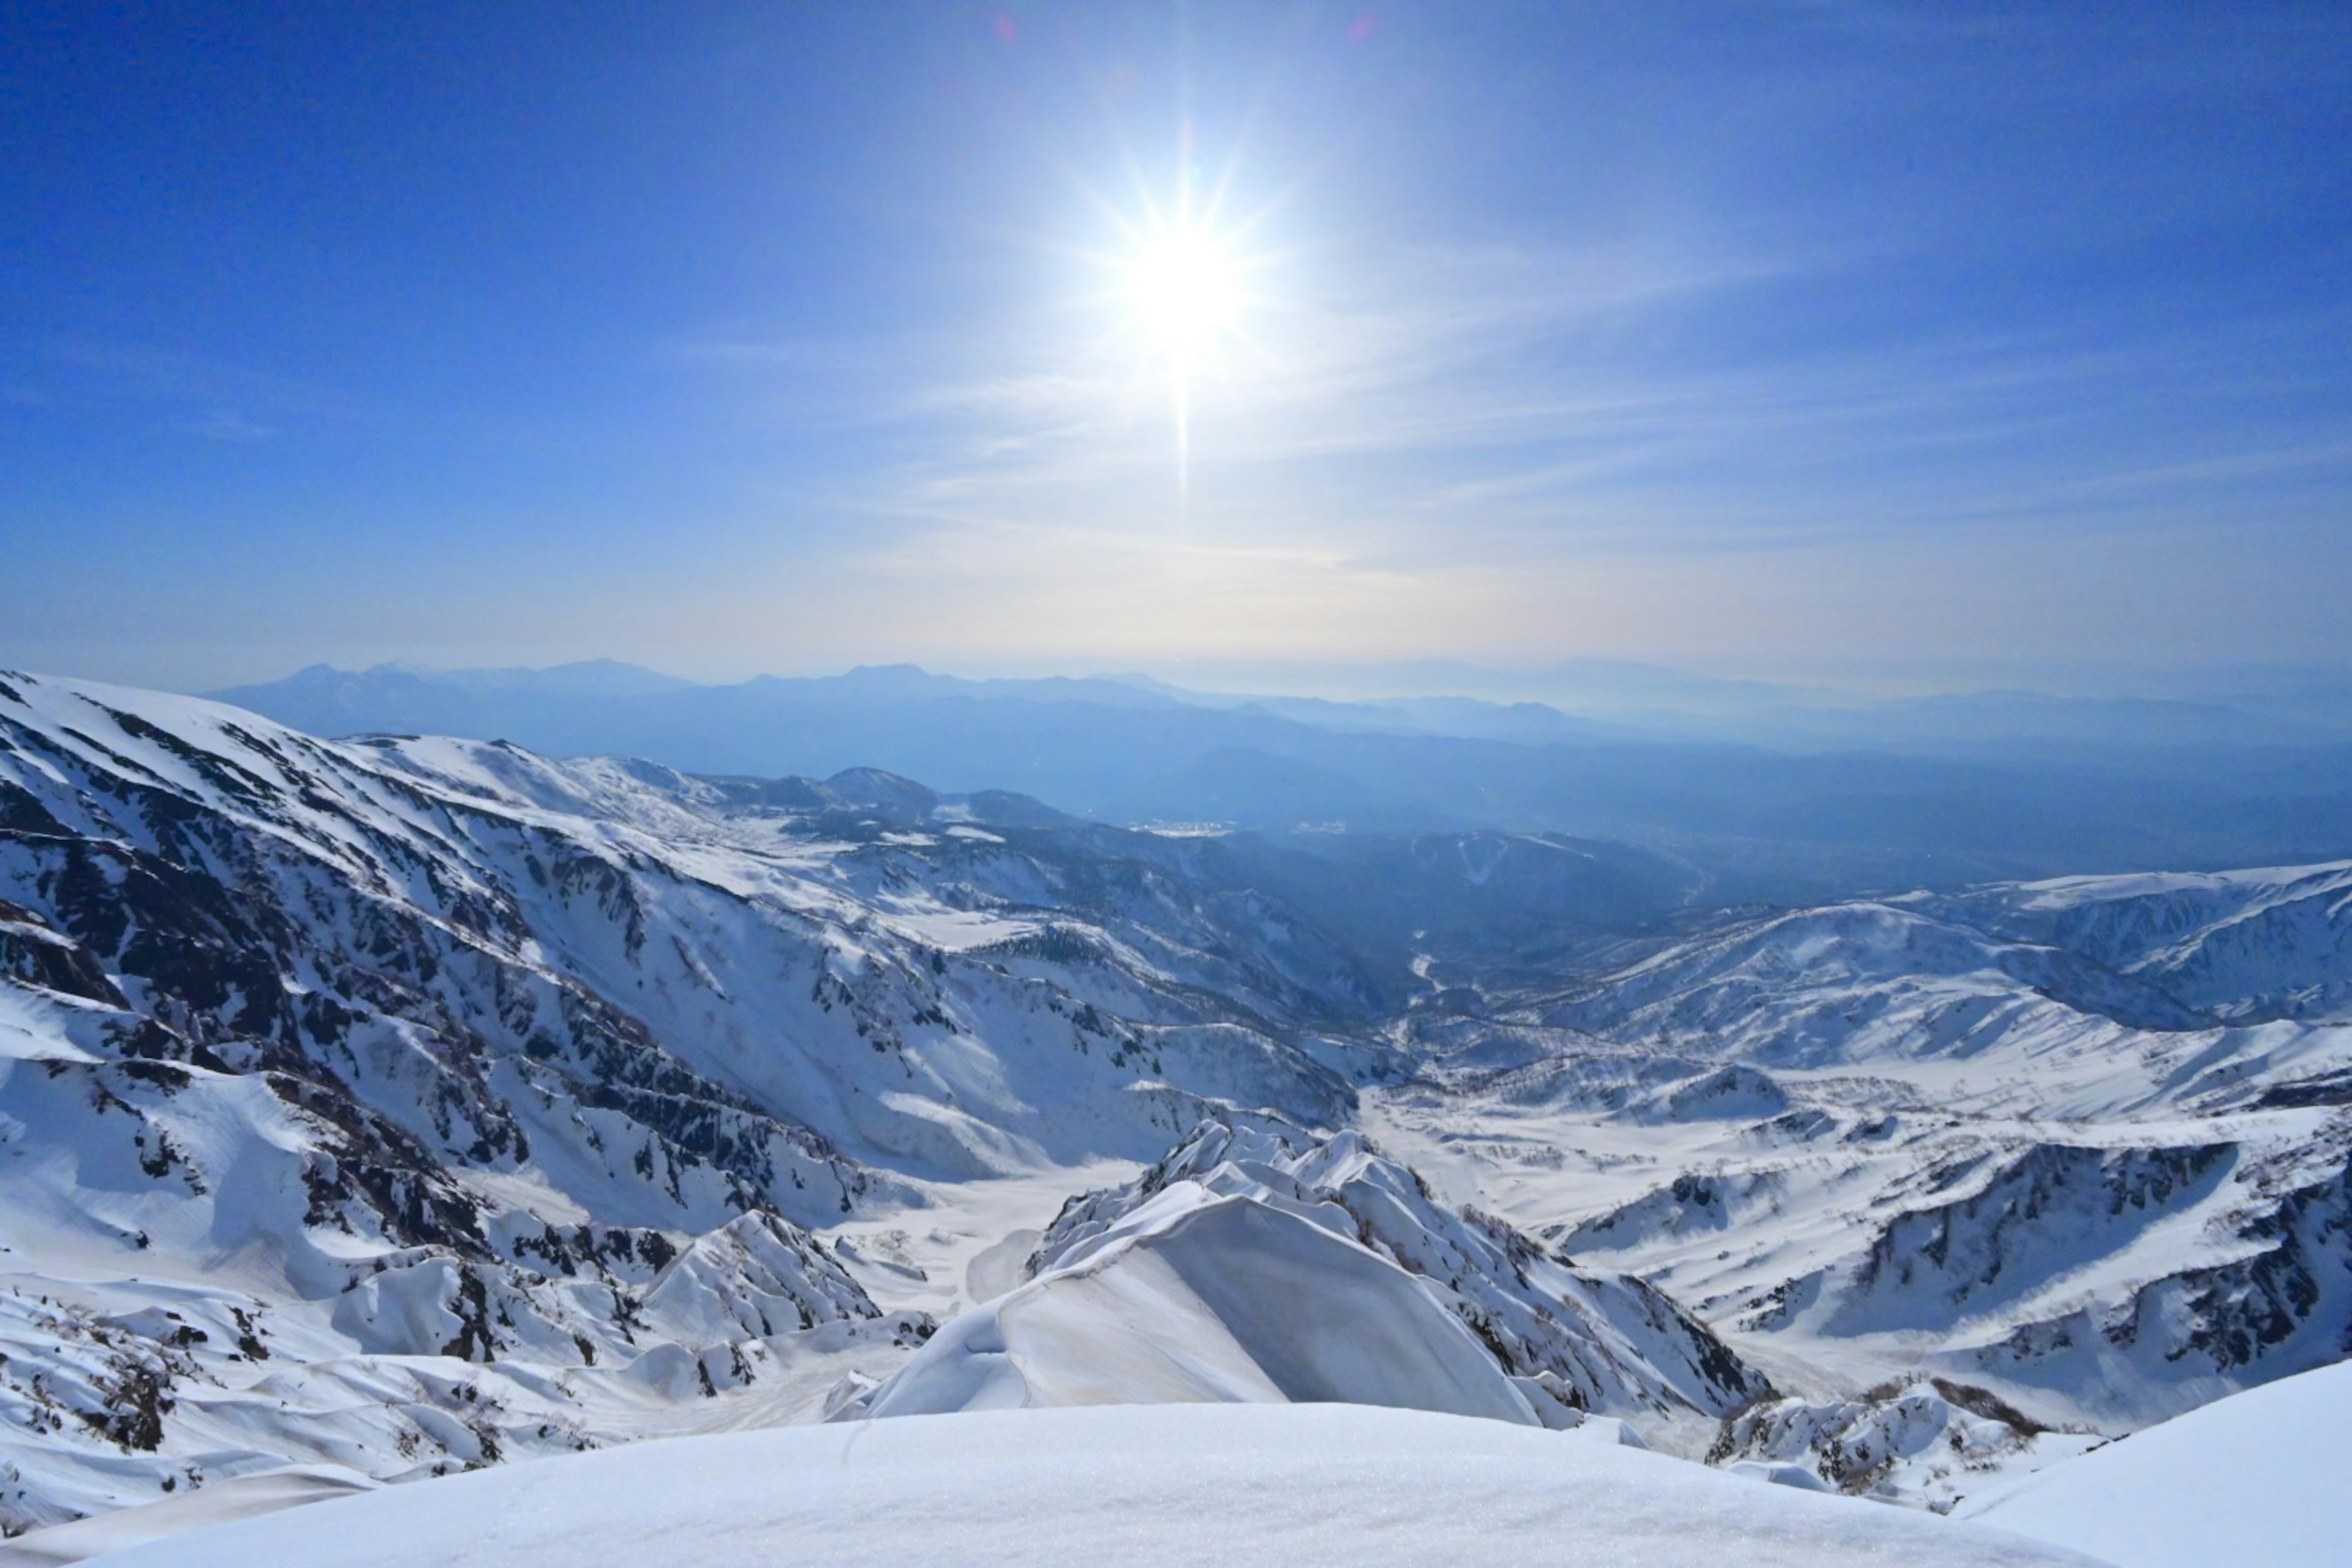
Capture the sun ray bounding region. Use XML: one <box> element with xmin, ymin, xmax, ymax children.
<box><xmin>1102</xmin><ymin>130</ymin><xmax>1269</xmax><ymax>495</ymax></box>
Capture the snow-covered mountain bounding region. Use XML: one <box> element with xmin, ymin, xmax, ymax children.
<box><xmin>841</xmin><ymin>1119</ymin><xmax>1767</xmax><ymax>1451</ymax></box>
<box><xmin>10</xmin><ymin>666</ymin><xmax>2352</xmax><ymax>1553</ymax></box>
<box><xmin>1371</xmin><ymin>878</ymin><xmax>2352</xmax><ymax>1504</ymax></box>
<box><xmin>1905</xmin><ymin>861</ymin><xmax>2352</xmax><ymax>1025</ymax></box>
<box><xmin>202</xmin><ymin>660</ymin><xmax>2352</xmax><ymax>892</ymax></box>
<box><xmin>0</xmin><ymin>670</ymin><xmax>1378</xmax><ymax>1528</ymax></box>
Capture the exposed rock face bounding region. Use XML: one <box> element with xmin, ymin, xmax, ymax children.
<box><xmin>1962</xmin><ymin>1123</ymin><xmax>2352</xmax><ymax>1393</ymax></box>
<box><xmin>1709</xmin><ymin>1377</ymin><xmax>2097</xmax><ymax>1511</ymax></box>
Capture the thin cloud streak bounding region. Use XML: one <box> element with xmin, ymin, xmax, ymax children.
<box><xmin>766</xmin><ymin>243</ymin><xmax>2350</xmax><ymax>579</ymax></box>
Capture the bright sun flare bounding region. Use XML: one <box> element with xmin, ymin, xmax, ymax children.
<box><xmin>1125</xmin><ymin>225</ymin><xmax>1245</xmax><ymax>358</ymax></box>
<box><xmin>1115</xmin><ymin>211</ymin><xmax>1254</xmax><ymax>486</ymax></box>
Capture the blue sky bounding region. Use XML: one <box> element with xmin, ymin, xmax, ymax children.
<box><xmin>3</xmin><ymin>2</ymin><xmax>2348</xmax><ymax>690</ymax></box>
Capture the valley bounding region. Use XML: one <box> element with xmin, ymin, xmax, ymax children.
<box><xmin>3</xmin><ymin>668</ymin><xmax>2350</xmax><ymax>1553</ymax></box>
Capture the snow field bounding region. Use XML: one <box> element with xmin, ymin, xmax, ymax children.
<box><xmin>1961</xmin><ymin>1359</ymin><xmax>2352</xmax><ymax>1567</ymax></box>
<box><xmin>91</xmin><ymin>1404</ymin><xmax>2108</xmax><ymax>1568</ymax></box>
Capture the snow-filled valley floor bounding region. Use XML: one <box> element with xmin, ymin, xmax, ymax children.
<box><xmin>6</xmin><ymin>668</ymin><xmax>2352</xmax><ymax>1564</ymax></box>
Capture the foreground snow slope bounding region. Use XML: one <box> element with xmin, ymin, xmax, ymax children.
<box><xmin>0</xmin><ymin>1467</ymin><xmax>375</xmax><ymax>1566</ymax></box>
<box><xmin>1961</xmin><ymin>1359</ymin><xmax>2352</xmax><ymax>1567</ymax></box>
<box><xmin>94</xmin><ymin>1404</ymin><xmax>2103</xmax><ymax>1568</ymax></box>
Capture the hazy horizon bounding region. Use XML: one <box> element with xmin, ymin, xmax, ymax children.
<box><xmin>34</xmin><ymin>636</ymin><xmax>2352</xmax><ymax>729</ymax></box>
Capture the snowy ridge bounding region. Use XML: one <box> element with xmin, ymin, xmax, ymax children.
<box><xmin>845</xmin><ymin>1183</ymin><xmax>1545</xmax><ymax>1427</ymax></box>
<box><xmin>1001</xmin><ymin>1120</ymin><xmax>1766</xmax><ymax>1444</ymax></box>
<box><xmin>1367</xmin><ymin>875</ymin><xmax>2352</xmax><ymax>1500</ymax></box>
<box><xmin>1909</xmin><ymin>861</ymin><xmax>2352</xmax><ymax>1025</ymax></box>
<box><xmin>841</xmin><ymin>1119</ymin><xmax>1765</xmax><ymax>1447</ymax></box>
<box><xmin>9</xmin><ymin>666</ymin><xmax>2352</xmax><ymax>1545</ymax></box>
<box><xmin>1534</xmin><ymin>901</ymin><xmax>2214</xmax><ymax>1084</ymax></box>
<box><xmin>0</xmin><ymin>670</ymin><xmax>1373</xmax><ymax>1528</ymax></box>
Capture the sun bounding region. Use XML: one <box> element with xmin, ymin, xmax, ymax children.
<box><xmin>1125</xmin><ymin>222</ymin><xmax>1245</xmax><ymax>360</ymax></box>
<box><xmin>1111</xmin><ymin>208</ymin><xmax>1257</xmax><ymax>485</ymax></box>
<box><xmin>1080</xmin><ymin>135</ymin><xmax>1273</xmax><ymax>487</ymax></box>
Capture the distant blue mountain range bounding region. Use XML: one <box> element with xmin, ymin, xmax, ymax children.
<box><xmin>200</xmin><ymin>660</ymin><xmax>2352</xmax><ymax>900</ymax></box>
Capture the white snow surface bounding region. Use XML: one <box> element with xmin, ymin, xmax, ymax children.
<box><xmin>91</xmin><ymin>1404</ymin><xmax>2103</xmax><ymax>1568</ymax></box>
<box><xmin>1906</xmin><ymin>860</ymin><xmax>2352</xmax><ymax>1023</ymax></box>
<box><xmin>1961</xmin><ymin>1359</ymin><xmax>2352</xmax><ymax>1566</ymax></box>
<box><xmin>11</xmin><ymin>666</ymin><xmax>2352</xmax><ymax>1542</ymax></box>
<box><xmin>0</xmin><ymin>1466</ymin><xmax>374</xmax><ymax>1566</ymax></box>
<box><xmin>851</xmin><ymin>1184</ymin><xmax>1539</xmax><ymax>1424</ymax></box>
<box><xmin>845</xmin><ymin>1121</ymin><xmax>1768</xmax><ymax>1451</ymax></box>
<box><xmin>1371</xmin><ymin>876</ymin><xmax>2352</xmax><ymax>1471</ymax></box>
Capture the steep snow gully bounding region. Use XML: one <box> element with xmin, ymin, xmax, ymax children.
<box><xmin>3</xmin><ymin>669</ymin><xmax>2351</xmax><ymax>1563</ymax></box>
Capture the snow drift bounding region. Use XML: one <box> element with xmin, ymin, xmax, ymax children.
<box><xmin>1962</xmin><ymin>1358</ymin><xmax>2352</xmax><ymax>1566</ymax></box>
<box><xmin>88</xmin><ymin>1404</ymin><xmax>2104</xmax><ymax>1568</ymax></box>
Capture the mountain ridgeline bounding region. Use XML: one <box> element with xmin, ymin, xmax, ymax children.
<box><xmin>0</xmin><ymin>669</ymin><xmax>1719</xmax><ymax>1526</ymax></box>
<box><xmin>6</xmin><ymin>668</ymin><xmax>2352</xmax><ymax>1536</ymax></box>
<box><xmin>208</xmin><ymin>660</ymin><xmax>2352</xmax><ymax>900</ymax></box>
